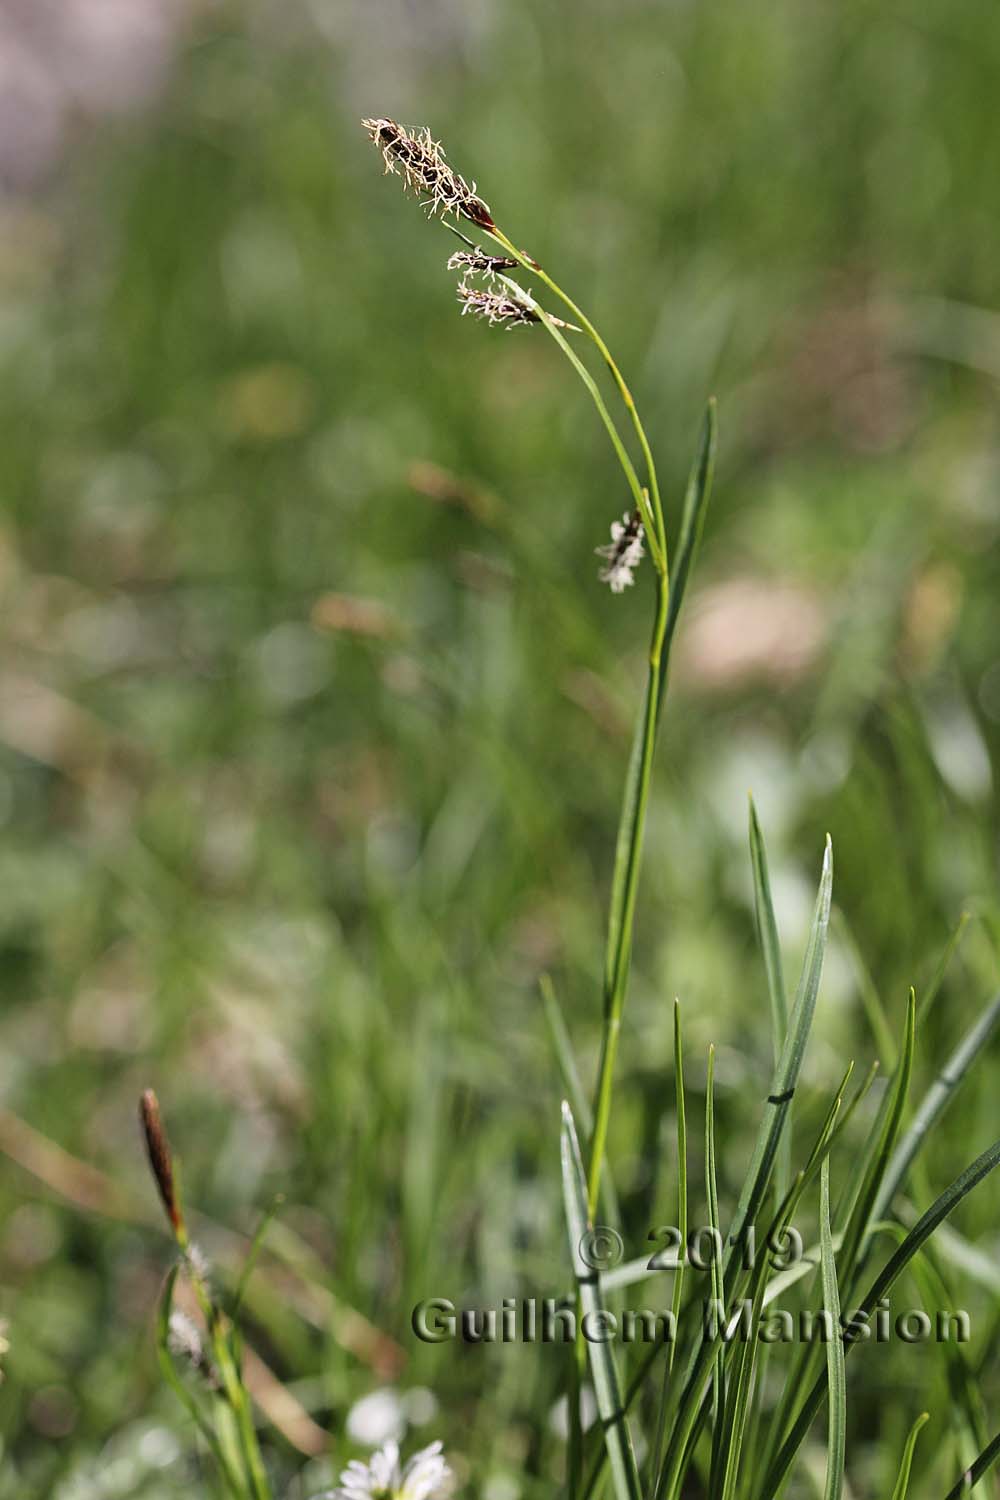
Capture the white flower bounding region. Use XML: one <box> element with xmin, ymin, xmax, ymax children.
<box><xmin>318</xmin><ymin>1439</ymin><xmax>454</xmax><ymax>1500</ymax></box>
<box><xmin>595</xmin><ymin>511</ymin><xmax>645</xmax><ymax>593</ymax></box>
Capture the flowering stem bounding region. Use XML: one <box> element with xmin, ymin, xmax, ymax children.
<box><xmin>492</xmin><ymin>239</ymin><xmax>674</xmax><ymax>1492</ymax></box>
<box><xmin>142</xmin><ymin>1090</ymin><xmax>271</xmax><ymax>1500</ymax></box>
<box><xmin>495</xmin><ymin>229</ymin><xmax>673</xmax><ymax>1219</ymax></box>
<box><xmin>586</xmin><ymin>573</ymin><xmax>669</xmax><ymax>1216</ymax></box>
<box><xmin>487</xmin><ymin>227</ymin><xmax>669</xmax><ymax>573</ymax></box>
<box><xmin>496</xmin><ymin>273</ymin><xmax>662</xmax><ymax>568</ymax></box>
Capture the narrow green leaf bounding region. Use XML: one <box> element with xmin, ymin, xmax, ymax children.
<box><xmin>897</xmin><ymin>1238</ymin><xmax>988</xmax><ymax>1459</ymax></box>
<box><xmin>560</xmin><ymin>1102</ymin><xmax>643</xmax><ymax>1500</ymax></box>
<box><xmin>748</xmin><ymin>800</ymin><xmax>791</xmax><ymax>1205</ymax></box>
<box><xmin>839</xmin><ymin>989</ymin><xmax>916</xmax><ymax>1290</ymax></box>
<box><xmin>833</xmin><ymin>908</ymin><xmax>896</xmax><ymax>1068</ymax></box>
<box><xmin>656</xmin><ymin>838</ymin><xmax>833</xmax><ymax>1500</ymax></box>
<box><xmin>819</xmin><ymin>1158</ymin><xmax>846</xmax><ymax>1500</ymax></box>
<box><xmin>649</xmin><ymin>1001</ymin><xmax>689</xmax><ymax>1490</ymax></box>
<box><xmin>705</xmin><ymin>1048</ymin><xmax>727</xmax><ymax>1499</ymax></box>
<box><xmin>542</xmin><ymin>976</ymin><xmax>621</xmax><ymax>1231</ymax></box>
<box><xmin>730</xmin><ymin>836</ymin><xmax>833</xmax><ymax>1249</ymax></box>
<box><xmin>669</xmin><ymin>1000</ymin><xmax>688</xmax><ymax>1375</ymax></box>
<box><xmin>603</xmin><ymin>707</ymin><xmax>647</xmax><ymax>1001</ymax></box>
<box><xmin>542</xmin><ymin>976</ymin><xmax>592</xmax><ymax>1132</ymax></box>
<box><xmin>890</xmin><ymin>1413</ymin><xmax>929</xmax><ymax>1500</ymax></box>
<box><xmin>759</xmin><ymin>1134</ymin><xmax>1000</xmax><ymax>1500</ymax></box>
<box><xmin>919</xmin><ymin>910</ymin><xmax>972</xmax><ymax>1025</ymax></box>
<box><xmin>737</xmin><ymin>1063</ymin><xmax>853</xmax><ymax>1492</ymax></box>
<box><xmin>231</xmin><ymin>1194</ymin><xmax>284</xmax><ymax>1318</ymax></box>
<box><xmin>900</xmin><ymin>1212</ymin><xmax>1000</xmax><ymax>1295</ymax></box>
<box><xmin>873</xmin><ymin>989</ymin><xmax>1000</xmax><ymax>1225</ymax></box>
<box><xmin>156</xmin><ymin>1267</ymin><xmax>243</xmax><ymax>1496</ymax></box>
<box><xmin>748</xmin><ymin>798</ymin><xmax>790</xmax><ymax>1053</ymax></box>
<box><xmin>660</xmin><ymin>397</ymin><xmax>717</xmax><ymax>695</ymax></box>
<box><xmin>767</xmin><ymin>984</ymin><xmax>917</xmax><ymax>1488</ymax></box>
<box><xmin>718</xmin><ymin>1170</ymin><xmax>806</xmax><ymax>1500</ymax></box>
<box><xmin>942</xmin><ymin>1428</ymin><xmax>1000</xmax><ymax>1499</ymax></box>
<box><xmin>729</xmin><ymin>1071</ymin><xmax>849</xmax><ymax>1492</ymax></box>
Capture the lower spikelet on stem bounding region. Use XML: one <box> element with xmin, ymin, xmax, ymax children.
<box><xmin>457</xmin><ymin>279</ymin><xmax>541</xmax><ymax>328</ymax></box>
<box><xmin>456</xmin><ymin>279</ymin><xmax>580</xmax><ymax>332</ymax></box>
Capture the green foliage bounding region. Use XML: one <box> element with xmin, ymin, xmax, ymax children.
<box><xmin>1</xmin><ymin>3</ymin><xmax>999</xmax><ymax>1498</ymax></box>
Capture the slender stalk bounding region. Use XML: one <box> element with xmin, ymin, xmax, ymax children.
<box><xmin>587</xmin><ymin>577</ymin><xmax>668</xmax><ymax>1215</ymax></box>
<box><xmin>187</xmin><ymin>1255</ymin><xmax>271</xmax><ymax>1500</ymax></box>
<box><xmin>496</xmin><ymin>251</ymin><xmax>673</xmax><ymax>1477</ymax></box>
<box><xmin>496</xmin><ymin>273</ymin><xmax>662</xmax><ymax>567</ymax></box>
<box><xmin>487</xmin><ymin>226</ymin><xmax>668</xmax><ymax>564</ymax></box>
<box><xmin>491</xmin><ymin>230</ymin><xmax>674</xmax><ymax>1221</ymax></box>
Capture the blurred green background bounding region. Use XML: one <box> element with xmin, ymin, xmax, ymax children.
<box><xmin>1</xmin><ymin>0</ymin><xmax>998</xmax><ymax>1495</ymax></box>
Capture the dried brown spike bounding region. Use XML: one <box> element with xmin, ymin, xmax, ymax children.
<box><xmin>361</xmin><ymin>117</ymin><xmax>495</xmax><ymax>230</ymax></box>
<box><xmin>446</xmin><ymin>247</ymin><xmax>519</xmax><ymax>277</ymax></box>
<box><xmin>139</xmin><ymin>1089</ymin><xmax>184</xmax><ymax>1237</ymax></box>
<box><xmin>457</xmin><ymin>280</ymin><xmax>540</xmax><ymax>328</ymax></box>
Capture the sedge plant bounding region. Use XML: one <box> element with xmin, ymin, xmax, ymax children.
<box><xmin>141</xmin><ymin>116</ymin><xmax>1000</xmax><ymax>1500</ymax></box>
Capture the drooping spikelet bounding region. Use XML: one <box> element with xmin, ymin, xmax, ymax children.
<box><xmin>446</xmin><ymin>246</ymin><xmax>519</xmax><ymax>278</ymax></box>
<box><xmin>362</xmin><ymin>118</ymin><xmax>495</xmax><ymax>229</ymax></box>
<box><xmin>457</xmin><ymin>279</ymin><xmax>540</xmax><ymax>328</ymax></box>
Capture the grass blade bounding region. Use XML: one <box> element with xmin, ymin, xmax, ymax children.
<box><xmin>819</xmin><ymin>1157</ymin><xmax>846</xmax><ymax>1500</ymax></box>
<box><xmin>542</xmin><ymin>975</ymin><xmax>592</xmax><ymax>1132</ymax></box>
<box><xmin>748</xmin><ymin>799</ymin><xmax>791</xmax><ymax>1204</ymax></box>
<box><xmin>156</xmin><ymin>1267</ymin><xmax>244</xmax><ymax>1497</ymax></box>
<box><xmin>833</xmin><ymin>908</ymin><xmax>896</xmax><ymax>1068</ymax></box>
<box><xmin>942</xmin><ymin>1429</ymin><xmax>1000</xmax><ymax>1499</ymax></box>
<box><xmin>541</xmin><ymin>975</ymin><xmax>621</xmax><ymax>1229</ymax></box>
<box><xmin>873</xmin><ymin>989</ymin><xmax>1000</xmax><ymax>1225</ymax></box>
<box><xmin>561</xmin><ymin>1101</ymin><xmax>642</xmax><ymax>1500</ymax></box>
<box><xmin>919</xmin><ymin>910</ymin><xmax>972</xmax><ymax>1025</ymax></box>
<box><xmin>603</xmin><ymin>706</ymin><xmax>647</xmax><ymax>1003</ymax></box>
<box><xmin>231</xmin><ymin>1194</ymin><xmax>284</xmax><ymax>1318</ymax></box>
<box><xmin>838</xmin><ymin>989</ymin><xmax>916</xmax><ymax>1290</ymax></box>
<box><xmin>659</xmin><ymin>397</ymin><xmax>717</xmax><ymax>698</ymax></box>
<box><xmin>656</xmin><ymin>837</ymin><xmax>833</xmax><ymax>1500</ymax></box>
<box><xmin>765</xmin><ymin>1004</ymin><xmax>936</xmax><ymax>1492</ymax></box>
<box><xmin>897</xmin><ymin>1235</ymin><xmax>988</xmax><ymax>1461</ymax></box>
<box><xmin>705</xmin><ymin>1048</ymin><xmax>727</xmax><ymax>1498</ymax></box>
<box><xmin>748</xmin><ymin>798</ymin><xmax>790</xmax><ymax>1051</ymax></box>
<box><xmin>890</xmin><ymin>1413</ymin><xmax>929</xmax><ymax>1500</ymax></box>
<box><xmin>758</xmin><ymin>1134</ymin><xmax>1000</xmax><ymax>1500</ymax></box>
<box><xmin>591</xmin><ymin>404</ymin><xmax>715</xmax><ymax>1218</ymax></box>
<box><xmin>649</xmin><ymin>1000</ymin><xmax>689</xmax><ymax>1487</ymax></box>
<box><xmin>727</xmin><ymin>836</ymin><xmax>833</xmax><ymax>1256</ymax></box>
<box><xmin>669</xmin><ymin>998</ymin><xmax>689</xmax><ymax>1376</ymax></box>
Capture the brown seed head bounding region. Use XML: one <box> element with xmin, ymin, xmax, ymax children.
<box><xmin>361</xmin><ymin>117</ymin><xmax>495</xmax><ymax>229</ymax></box>
<box><xmin>447</xmin><ymin>247</ymin><xmax>518</xmax><ymax>277</ymax></box>
<box><xmin>457</xmin><ymin>279</ymin><xmax>540</xmax><ymax>328</ymax></box>
<box><xmin>139</xmin><ymin>1089</ymin><xmax>184</xmax><ymax>1238</ymax></box>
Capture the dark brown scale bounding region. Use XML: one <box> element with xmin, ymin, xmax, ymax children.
<box><xmin>464</xmin><ymin>196</ymin><xmax>496</xmax><ymax>229</ymax></box>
